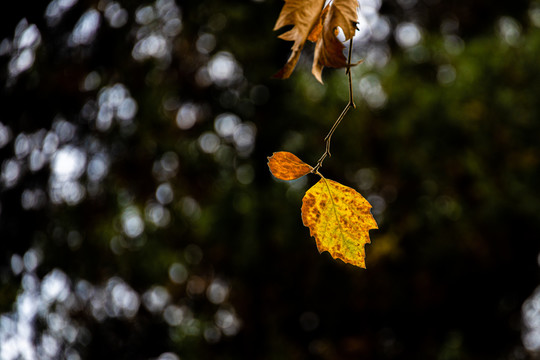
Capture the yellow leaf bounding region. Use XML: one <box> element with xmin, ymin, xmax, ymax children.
<box><xmin>301</xmin><ymin>177</ymin><xmax>378</xmax><ymax>268</ymax></box>
<box><xmin>273</xmin><ymin>0</ymin><xmax>326</xmax><ymax>79</ymax></box>
<box><xmin>267</xmin><ymin>151</ymin><xmax>313</xmax><ymax>180</ymax></box>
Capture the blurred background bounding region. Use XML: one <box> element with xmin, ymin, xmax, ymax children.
<box><xmin>1</xmin><ymin>0</ymin><xmax>540</xmax><ymax>359</ymax></box>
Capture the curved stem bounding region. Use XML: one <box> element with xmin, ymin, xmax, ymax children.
<box><xmin>312</xmin><ymin>38</ymin><xmax>356</xmax><ymax>175</ymax></box>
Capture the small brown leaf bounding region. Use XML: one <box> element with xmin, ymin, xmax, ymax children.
<box><xmin>301</xmin><ymin>177</ymin><xmax>378</xmax><ymax>268</ymax></box>
<box><xmin>273</xmin><ymin>0</ymin><xmax>326</xmax><ymax>79</ymax></box>
<box><xmin>274</xmin><ymin>0</ymin><xmax>360</xmax><ymax>82</ymax></box>
<box><xmin>267</xmin><ymin>151</ymin><xmax>313</xmax><ymax>180</ymax></box>
<box><xmin>312</xmin><ymin>0</ymin><xmax>360</xmax><ymax>83</ymax></box>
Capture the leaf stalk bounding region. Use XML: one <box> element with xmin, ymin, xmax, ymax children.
<box><xmin>312</xmin><ymin>38</ymin><xmax>356</xmax><ymax>174</ymax></box>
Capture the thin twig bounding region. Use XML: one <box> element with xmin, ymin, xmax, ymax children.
<box><xmin>312</xmin><ymin>38</ymin><xmax>356</xmax><ymax>174</ymax></box>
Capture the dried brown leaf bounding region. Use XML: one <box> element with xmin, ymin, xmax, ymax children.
<box><xmin>273</xmin><ymin>0</ymin><xmax>326</xmax><ymax>79</ymax></box>
<box><xmin>312</xmin><ymin>0</ymin><xmax>360</xmax><ymax>83</ymax></box>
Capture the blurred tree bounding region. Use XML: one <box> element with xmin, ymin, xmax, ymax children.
<box><xmin>1</xmin><ymin>0</ymin><xmax>540</xmax><ymax>359</ymax></box>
